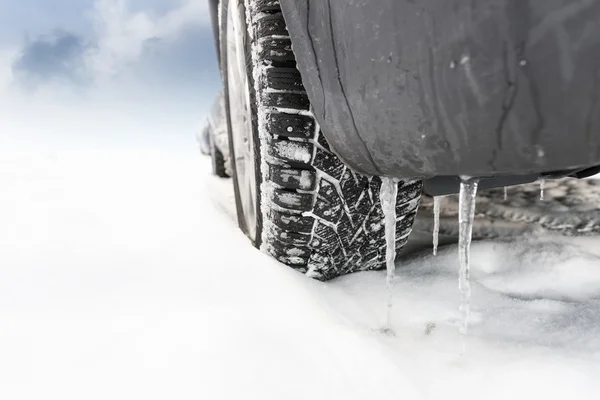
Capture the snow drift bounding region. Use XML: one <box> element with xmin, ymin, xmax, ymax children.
<box><xmin>1</xmin><ymin>149</ymin><xmax>600</xmax><ymax>400</ymax></box>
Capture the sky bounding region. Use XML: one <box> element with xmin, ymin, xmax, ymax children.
<box><xmin>0</xmin><ymin>0</ymin><xmax>221</xmax><ymax>152</ymax></box>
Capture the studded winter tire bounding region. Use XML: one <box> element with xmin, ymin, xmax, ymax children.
<box><xmin>222</xmin><ymin>0</ymin><xmax>423</xmax><ymax>280</ymax></box>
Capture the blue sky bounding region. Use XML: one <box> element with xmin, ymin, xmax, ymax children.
<box><xmin>0</xmin><ymin>0</ymin><xmax>221</xmax><ymax>152</ymax></box>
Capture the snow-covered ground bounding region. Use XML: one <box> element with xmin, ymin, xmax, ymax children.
<box><xmin>2</xmin><ymin>148</ymin><xmax>600</xmax><ymax>400</ymax></box>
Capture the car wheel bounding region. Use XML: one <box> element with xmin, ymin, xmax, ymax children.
<box><xmin>223</xmin><ymin>0</ymin><xmax>423</xmax><ymax>280</ymax></box>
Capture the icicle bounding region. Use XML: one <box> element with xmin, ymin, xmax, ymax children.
<box><xmin>503</xmin><ymin>186</ymin><xmax>508</xmax><ymax>201</ymax></box>
<box><xmin>539</xmin><ymin>179</ymin><xmax>545</xmax><ymax>200</ymax></box>
<box><xmin>433</xmin><ymin>196</ymin><xmax>442</xmax><ymax>256</ymax></box>
<box><xmin>380</xmin><ymin>177</ymin><xmax>399</xmax><ymax>334</ymax></box>
<box><xmin>458</xmin><ymin>177</ymin><xmax>479</xmax><ymax>354</ymax></box>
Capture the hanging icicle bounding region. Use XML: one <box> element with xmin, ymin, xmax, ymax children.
<box><xmin>433</xmin><ymin>196</ymin><xmax>441</xmax><ymax>256</ymax></box>
<box><xmin>458</xmin><ymin>177</ymin><xmax>479</xmax><ymax>354</ymax></box>
<box><xmin>380</xmin><ymin>177</ymin><xmax>399</xmax><ymax>334</ymax></box>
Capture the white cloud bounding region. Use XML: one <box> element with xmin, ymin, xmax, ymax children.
<box><xmin>0</xmin><ymin>0</ymin><xmax>216</xmax><ymax>152</ymax></box>
<box><xmin>85</xmin><ymin>0</ymin><xmax>210</xmax><ymax>79</ymax></box>
<box><xmin>1</xmin><ymin>0</ymin><xmax>214</xmax><ymax>91</ymax></box>
<box><xmin>0</xmin><ymin>49</ymin><xmax>14</xmax><ymax>89</ymax></box>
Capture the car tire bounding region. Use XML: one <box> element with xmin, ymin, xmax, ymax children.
<box><xmin>223</xmin><ymin>0</ymin><xmax>423</xmax><ymax>280</ymax></box>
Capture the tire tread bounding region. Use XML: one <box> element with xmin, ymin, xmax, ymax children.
<box><xmin>245</xmin><ymin>0</ymin><xmax>422</xmax><ymax>280</ymax></box>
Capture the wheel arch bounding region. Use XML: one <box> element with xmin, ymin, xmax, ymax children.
<box><xmin>279</xmin><ymin>0</ymin><xmax>600</xmax><ymax>186</ymax></box>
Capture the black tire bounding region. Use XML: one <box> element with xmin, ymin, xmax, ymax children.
<box><xmin>210</xmin><ymin>134</ymin><xmax>229</xmax><ymax>178</ymax></box>
<box><xmin>224</xmin><ymin>0</ymin><xmax>423</xmax><ymax>280</ymax></box>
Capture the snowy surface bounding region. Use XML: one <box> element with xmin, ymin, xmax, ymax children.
<box><xmin>2</xmin><ymin>148</ymin><xmax>600</xmax><ymax>400</ymax></box>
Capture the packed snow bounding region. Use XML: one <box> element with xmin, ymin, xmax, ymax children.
<box><xmin>2</xmin><ymin>148</ymin><xmax>600</xmax><ymax>400</ymax></box>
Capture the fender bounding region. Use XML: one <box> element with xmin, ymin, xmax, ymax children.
<box><xmin>280</xmin><ymin>0</ymin><xmax>600</xmax><ymax>182</ymax></box>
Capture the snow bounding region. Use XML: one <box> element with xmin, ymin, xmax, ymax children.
<box><xmin>2</xmin><ymin>148</ymin><xmax>600</xmax><ymax>400</ymax></box>
<box><xmin>272</xmin><ymin>140</ymin><xmax>312</xmax><ymax>163</ymax></box>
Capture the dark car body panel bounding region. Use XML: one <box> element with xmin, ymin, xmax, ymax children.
<box><xmin>280</xmin><ymin>0</ymin><xmax>600</xmax><ymax>180</ymax></box>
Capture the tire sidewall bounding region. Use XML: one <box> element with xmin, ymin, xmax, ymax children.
<box><xmin>221</xmin><ymin>0</ymin><xmax>264</xmax><ymax>247</ymax></box>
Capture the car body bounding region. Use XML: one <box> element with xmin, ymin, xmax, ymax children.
<box><xmin>212</xmin><ymin>0</ymin><xmax>600</xmax><ymax>194</ymax></box>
